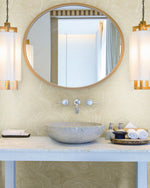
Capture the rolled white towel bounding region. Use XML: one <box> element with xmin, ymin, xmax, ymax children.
<box><xmin>137</xmin><ymin>129</ymin><xmax>148</xmax><ymax>139</ymax></box>
<box><xmin>127</xmin><ymin>129</ymin><xmax>138</xmax><ymax>139</ymax></box>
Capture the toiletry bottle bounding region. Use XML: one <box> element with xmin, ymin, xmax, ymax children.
<box><xmin>118</xmin><ymin>123</ymin><xmax>123</xmax><ymax>130</ymax></box>
<box><xmin>105</xmin><ymin>123</ymin><xmax>114</xmax><ymax>140</ymax></box>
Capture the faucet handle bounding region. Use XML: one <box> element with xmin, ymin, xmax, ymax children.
<box><xmin>74</xmin><ymin>99</ymin><xmax>81</xmax><ymax>105</ymax></box>
<box><xmin>57</xmin><ymin>99</ymin><xmax>68</xmax><ymax>105</ymax></box>
<box><xmin>86</xmin><ymin>99</ymin><xmax>98</xmax><ymax>106</ymax></box>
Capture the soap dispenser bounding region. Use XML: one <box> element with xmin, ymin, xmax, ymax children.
<box><xmin>105</xmin><ymin>123</ymin><xmax>114</xmax><ymax>140</ymax></box>
<box><xmin>118</xmin><ymin>123</ymin><xmax>123</xmax><ymax>130</ymax></box>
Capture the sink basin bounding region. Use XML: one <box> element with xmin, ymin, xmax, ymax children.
<box><xmin>46</xmin><ymin>122</ymin><xmax>105</xmax><ymax>144</ymax></box>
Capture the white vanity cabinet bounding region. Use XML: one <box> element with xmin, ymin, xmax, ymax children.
<box><xmin>0</xmin><ymin>136</ymin><xmax>149</xmax><ymax>188</ymax></box>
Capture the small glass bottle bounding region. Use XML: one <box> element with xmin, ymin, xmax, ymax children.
<box><xmin>105</xmin><ymin>123</ymin><xmax>114</xmax><ymax>140</ymax></box>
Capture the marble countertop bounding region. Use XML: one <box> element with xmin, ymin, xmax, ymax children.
<box><xmin>0</xmin><ymin>136</ymin><xmax>149</xmax><ymax>151</ymax></box>
<box><xmin>0</xmin><ymin>136</ymin><xmax>150</xmax><ymax>162</ymax></box>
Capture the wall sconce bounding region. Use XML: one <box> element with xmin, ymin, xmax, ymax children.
<box><xmin>0</xmin><ymin>0</ymin><xmax>21</xmax><ymax>90</ymax></box>
<box><xmin>129</xmin><ymin>0</ymin><xmax>150</xmax><ymax>89</ymax></box>
<box><xmin>26</xmin><ymin>39</ymin><xmax>34</xmax><ymax>68</ymax></box>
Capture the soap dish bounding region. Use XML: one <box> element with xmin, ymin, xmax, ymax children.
<box><xmin>1</xmin><ymin>129</ymin><xmax>30</xmax><ymax>138</ymax></box>
<box><xmin>2</xmin><ymin>133</ymin><xmax>30</xmax><ymax>138</ymax></box>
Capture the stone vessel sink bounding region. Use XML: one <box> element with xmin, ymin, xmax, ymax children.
<box><xmin>46</xmin><ymin>122</ymin><xmax>105</xmax><ymax>144</ymax></box>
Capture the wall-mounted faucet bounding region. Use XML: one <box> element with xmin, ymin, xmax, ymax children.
<box><xmin>74</xmin><ymin>99</ymin><xmax>80</xmax><ymax>114</ymax></box>
<box><xmin>57</xmin><ymin>99</ymin><xmax>97</xmax><ymax>114</ymax></box>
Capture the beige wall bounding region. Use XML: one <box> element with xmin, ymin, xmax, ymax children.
<box><xmin>0</xmin><ymin>0</ymin><xmax>150</xmax><ymax>187</ymax></box>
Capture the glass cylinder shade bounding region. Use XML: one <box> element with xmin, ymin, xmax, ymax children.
<box><xmin>26</xmin><ymin>44</ymin><xmax>34</xmax><ymax>68</ymax></box>
<box><xmin>0</xmin><ymin>31</ymin><xmax>21</xmax><ymax>81</ymax></box>
<box><xmin>129</xmin><ymin>30</ymin><xmax>150</xmax><ymax>81</ymax></box>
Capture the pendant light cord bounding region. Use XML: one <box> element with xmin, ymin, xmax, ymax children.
<box><xmin>6</xmin><ymin>0</ymin><xmax>8</xmax><ymax>23</ymax></box>
<box><xmin>142</xmin><ymin>0</ymin><xmax>145</xmax><ymax>22</ymax></box>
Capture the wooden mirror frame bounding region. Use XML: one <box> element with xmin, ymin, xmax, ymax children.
<box><xmin>22</xmin><ymin>3</ymin><xmax>124</xmax><ymax>89</ymax></box>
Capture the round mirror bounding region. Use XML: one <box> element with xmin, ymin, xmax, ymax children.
<box><xmin>23</xmin><ymin>3</ymin><xmax>124</xmax><ymax>88</ymax></box>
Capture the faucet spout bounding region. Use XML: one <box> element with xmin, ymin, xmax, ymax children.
<box><xmin>75</xmin><ymin>104</ymin><xmax>79</xmax><ymax>114</ymax></box>
<box><xmin>74</xmin><ymin>99</ymin><xmax>80</xmax><ymax>114</ymax></box>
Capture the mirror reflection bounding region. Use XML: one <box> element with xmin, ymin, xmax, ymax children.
<box><xmin>25</xmin><ymin>5</ymin><xmax>123</xmax><ymax>88</ymax></box>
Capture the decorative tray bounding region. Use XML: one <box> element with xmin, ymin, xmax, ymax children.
<box><xmin>111</xmin><ymin>138</ymin><xmax>150</xmax><ymax>145</ymax></box>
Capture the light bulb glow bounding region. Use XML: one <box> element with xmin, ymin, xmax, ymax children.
<box><xmin>26</xmin><ymin>44</ymin><xmax>34</xmax><ymax>68</ymax></box>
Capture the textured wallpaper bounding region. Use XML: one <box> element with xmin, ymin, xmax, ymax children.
<box><xmin>0</xmin><ymin>0</ymin><xmax>150</xmax><ymax>187</ymax></box>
